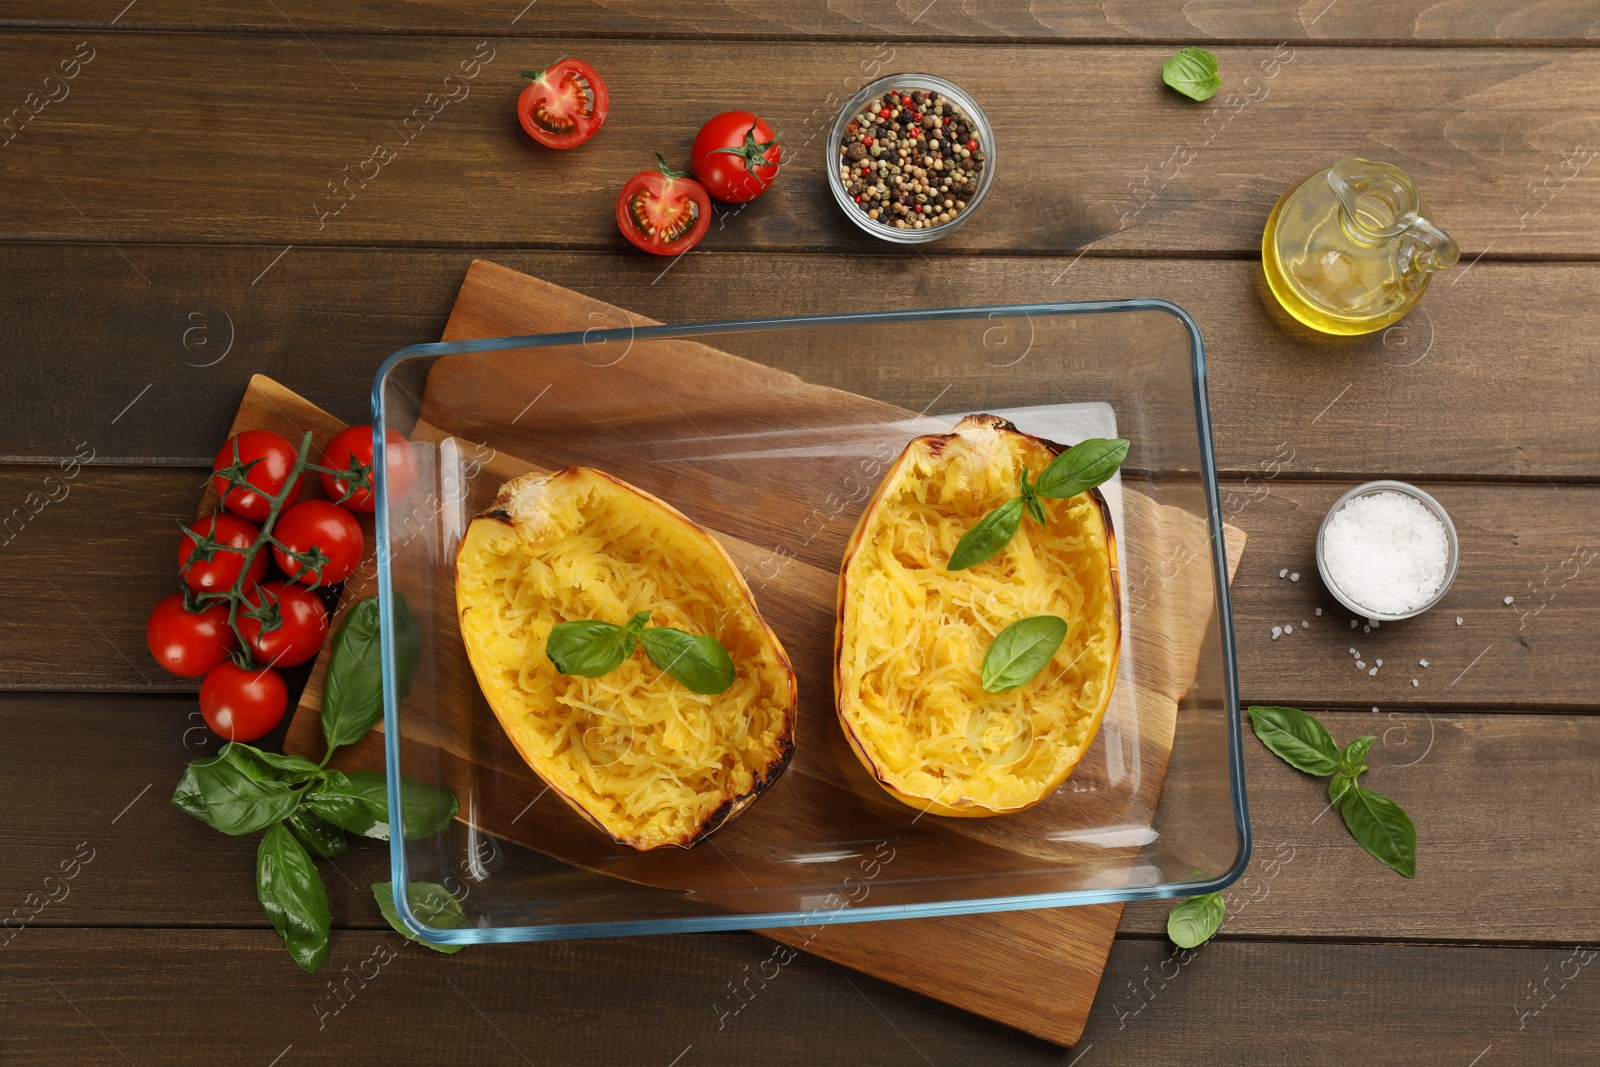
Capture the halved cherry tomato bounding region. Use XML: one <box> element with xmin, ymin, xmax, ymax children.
<box><xmin>179</xmin><ymin>512</ymin><xmax>266</xmax><ymax>593</ymax></box>
<box><xmin>239</xmin><ymin>581</ymin><xmax>329</xmax><ymax>668</ymax></box>
<box><xmin>318</xmin><ymin>425</ymin><xmax>417</xmax><ymax>514</ymax></box>
<box><xmin>211</xmin><ymin>430</ymin><xmax>301</xmax><ymax>521</ymax></box>
<box><xmin>272</xmin><ymin>500</ymin><xmax>364</xmax><ymax>586</ymax></box>
<box><xmin>147</xmin><ymin>593</ymin><xmax>236</xmax><ymax>678</ymax></box>
<box><xmin>616</xmin><ymin>155</ymin><xmax>712</xmax><ymax>256</ymax></box>
<box><xmin>516</xmin><ymin>58</ymin><xmax>609</xmax><ymax>149</ymax></box>
<box><xmin>691</xmin><ymin>111</ymin><xmax>781</xmax><ymax>203</ymax></box>
<box><xmin>199</xmin><ymin>661</ymin><xmax>288</xmax><ymax>742</ymax></box>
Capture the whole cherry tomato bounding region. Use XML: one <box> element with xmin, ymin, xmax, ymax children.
<box><xmin>239</xmin><ymin>581</ymin><xmax>329</xmax><ymax>668</ymax></box>
<box><xmin>179</xmin><ymin>512</ymin><xmax>266</xmax><ymax>593</ymax></box>
<box><xmin>616</xmin><ymin>155</ymin><xmax>712</xmax><ymax>255</ymax></box>
<box><xmin>318</xmin><ymin>425</ymin><xmax>417</xmax><ymax>514</ymax></box>
<box><xmin>690</xmin><ymin>111</ymin><xmax>781</xmax><ymax>203</ymax></box>
<box><xmin>272</xmin><ymin>500</ymin><xmax>363</xmax><ymax>586</ymax></box>
<box><xmin>147</xmin><ymin>593</ymin><xmax>235</xmax><ymax>678</ymax></box>
<box><xmin>199</xmin><ymin>661</ymin><xmax>288</xmax><ymax>742</ymax></box>
<box><xmin>516</xmin><ymin>58</ymin><xmax>608</xmax><ymax>149</ymax></box>
<box><xmin>211</xmin><ymin>430</ymin><xmax>301</xmax><ymax>521</ymax></box>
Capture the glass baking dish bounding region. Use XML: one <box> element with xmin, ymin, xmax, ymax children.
<box><xmin>372</xmin><ymin>301</ymin><xmax>1247</xmax><ymax>944</ymax></box>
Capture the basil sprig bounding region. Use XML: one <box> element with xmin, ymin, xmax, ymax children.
<box><xmin>948</xmin><ymin>437</ymin><xmax>1129</xmax><ymax>571</ymax></box>
<box><xmin>546</xmin><ymin>611</ymin><xmax>736</xmax><ymax>695</ymax></box>
<box><xmin>1162</xmin><ymin>47</ymin><xmax>1221</xmax><ymax>102</ymax></box>
<box><xmin>1166</xmin><ymin>891</ymin><xmax>1225</xmax><ymax>948</ymax></box>
<box><xmin>1248</xmin><ymin>705</ymin><xmax>1417</xmax><ymax>878</ymax></box>
<box><xmin>373</xmin><ymin>882</ymin><xmax>468</xmax><ymax>954</ymax></box>
<box><xmin>171</xmin><ymin>595</ymin><xmax>463</xmax><ymax>973</ymax></box>
<box><xmin>981</xmin><ymin>615</ymin><xmax>1068</xmax><ymax>693</ymax></box>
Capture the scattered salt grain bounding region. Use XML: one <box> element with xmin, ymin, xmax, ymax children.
<box><xmin>1279</xmin><ymin>568</ymin><xmax>1288</xmax><ymax>578</ymax></box>
<box><xmin>1349</xmin><ymin>647</ymin><xmax>1357</xmax><ymax>655</ymax></box>
<box><xmin>1322</xmin><ymin>491</ymin><xmax>1450</xmax><ymax>615</ymax></box>
<box><xmin>1356</xmin><ymin>660</ymin><xmax>1366</xmax><ymax>670</ymax></box>
<box><xmin>1371</xmin><ymin>706</ymin><xmax>1380</xmax><ymax>713</ymax></box>
<box><xmin>1290</xmin><ymin>572</ymin><xmax>1300</xmax><ymax>582</ymax></box>
<box><xmin>1420</xmin><ymin>659</ymin><xmax>1429</xmax><ymax>667</ymax></box>
<box><xmin>1315</xmin><ymin>607</ymin><xmax>1323</xmax><ymax>616</ymax></box>
<box><xmin>1411</xmin><ymin>678</ymin><xmax>1419</xmax><ymax>687</ymax></box>
<box><xmin>1363</xmin><ymin>625</ymin><xmax>1371</xmax><ymax>633</ymax></box>
<box><xmin>1283</xmin><ymin>623</ymin><xmax>1294</xmax><ymax>634</ymax></box>
<box><xmin>1456</xmin><ymin>616</ymin><xmax>1464</xmax><ymax>625</ymax></box>
<box><xmin>1504</xmin><ymin>596</ymin><xmax>1514</xmax><ymax>605</ymax></box>
<box><xmin>1271</xmin><ymin>626</ymin><xmax>1282</xmax><ymax>640</ymax></box>
<box><xmin>1376</xmin><ymin>659</ymin><xmax>1383</xmax><ymax>667</ymax></box>
<box><xmin>1367</xmin><ymin>667</ymin><xmax>1376</xmax><ymax>676</ymax></box>
<box><xmin>1302</xmin><ymin>620</ymin><xmax>1310</xmax><ymax>628</ymax></box>
<box><xmin>1370</xmin><ymin>620</ymin><xmax>1380</xmax><ymax>629</ymax></box>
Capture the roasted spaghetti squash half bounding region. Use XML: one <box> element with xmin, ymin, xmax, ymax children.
<box><xmin>836</xmin><ymin>415</ymin><xmax>1121</xmax><ymax>817</ymax></box>
<box><xmin>456</xmin><ymin>467</ymin><xmax>796</xmax><ymax>850</ymax></box>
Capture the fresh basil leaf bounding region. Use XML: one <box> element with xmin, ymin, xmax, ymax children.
<box><xmin>304</xmin><ymin>768</ymin><xmax>389</xmax><ymax>840</ymax></box>
<box><xmin>256</xmin><ymin>824</ymin><xmax>331</xmax><ymax>973</ymax></box>
<box><xmin>1023</xmin><ymin>492</ymin><xmax>1047</xmax><ymax>526</ymax></box>
<box><xmin>1328</xmin><ymin>772</ymin><xmax>1353</xmax><ymax>808</ymax></box>
<box><xmin>373</xmin><ymin>881</ymin><xmax>466</xmax><ymax>953</ymax></box>
<box><xmin>305</xmin><ymin>770</ymin><xmax>457</xmax><ymax>841</ymax></box>
<box><xmin>320</xmin><ymin>595</ymin><xmax>422</xmax><ymax>755</ymax></box>
<box><xmin>1340</xmin><ymin>784</ymin><xmax>1417</xmax><ymax>878</ymax></box>
<box><xmin>1033</xmin><ymin>438</ymin><xmax>1130</xmax><ymax>500</ymax></box>
<box><xmin>948</xmin><ymin>496</ymin><xmax>1025</xmax><ymax>571</ymax></box>
<box><xmin>1166</xmin><ymin>891</ymin><xmax>1225</xmax><ymax>948</ymax></box>
<box><xmin>1162</xmin><ymin>47</ymin><xmax>1221</xmax><ymax>102</ymax></box>
<box><xmin>180</xmin><ymin>756</ymin><xmax>304</xmax><ymax>836</ymax></box>
<box><xmin>639</xmin><ymin>627</ymin><xmax>736</xmax><ymax>695</ymax></box>
<box><xmin>321</xmin><ymin>597</ymin><xmax>384</xmax><ymax>752</ymax></box>
<box><xmin>218</xmin><ymin>743</ymin><xmax>322</xmax><ymax>784</ymax></box>
<box><xmin>386</xmin><ymin>771</ymin><xmax>460</xmax><ymax>839</ymax></box>
<box><xmin>1339</xmin><ymin>735</ymin><xmax>1377</xmax><ymax>777</ymax></box>
<box><xmin>1247</xmin><ymin>705</ymin><xmax>1341</xmax><ymax>777</ymax></box>
<box><xmin>981</xmin><ymin>615</ymin><xmax>1068</xmax><ymax>693</ymax></box>
<box><xmin>546</xmin><ymin>619</ymin><xmax>638</xmax><ymax>678</ymax></box>
<box><xmin>284</xmin><ymin>808</ymin><xmax>349</xmax><ymax>859</ymax></box>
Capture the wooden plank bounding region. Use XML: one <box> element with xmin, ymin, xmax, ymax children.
<box><xmin>3</xmin><ymin>467</ymin><xmax>1593</xmax><ymax>707</ymax></box>
<box><xmin>1</xmin><ymin>930</ymin><xmax>1593</xmax><ymax>1064</ymax></box>
<box><xmin>2</xmin><ymin>36</ymin><xmax>1596</xmax><ymax>255</ymax></box>
<box><xmin>1</xmin><ymin>0</ymin><xmax>1595</xmax><ymax>43</ymax></box>
<box><xmin>3</xmin><ymin>245</ymin><xmax>1598</xmax><ymax>481</ymax></box>
<box><xmin>4</xmin><ymin>696</ymin><xmax>1597</xmax><ymax>944</ymax></box>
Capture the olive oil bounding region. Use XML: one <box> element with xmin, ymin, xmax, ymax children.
<box><xmin>1262</xmin><ymin>159</ymin><xmax>1457</xmax><ymax>336</ymax></box>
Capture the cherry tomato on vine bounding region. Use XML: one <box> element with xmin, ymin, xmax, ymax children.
<box><xmin>690</xmin><ymin>111</ymin><xmax>781</xmax><ymax>203</ymax></box>
<box><xmin>272</xmin><ymin>500</ymin><xmax>364</xmax><ymax>586</ymax></box>
<box><xmin>317</xmin><ymin>425</ymin><xmax>417</xmax><ymax>514</ymax></box>
<box><xmin>147</xmin><ymin>593</ymin><xmax>236</xmax><ymax>678</ymax></box>
<box><xmin>199</xmin><ymin>661</ymin><xmax>288</xmax><ymax>742</ymax></box>
<box><xmin>516</xmin><ymin>58</ymin><xmax>609</xmax><ymax>149</ymax></box>
<box><xmin>211</xmin><ymin>430</ymin><xmax>301</xmax><ymax>521</ymax></box>
<box><xmin>616</xmin><ymin>155</ymin><xmax>712</xmax><ymax>256</ymax></box>
<box><xmin>179</xmin><ymin>512</ymin><xmax>266</xmax><ymax>593</ymax></box>
<box><xmin>239</xmin><ymin>581</ymin><xmax>329</xmax><ymax>668</ymax></box>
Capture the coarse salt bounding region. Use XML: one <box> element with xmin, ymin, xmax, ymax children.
<box><xmin>1302</xmin><ymin>620</ymin><xmax>1310</xmax><ymax>628</ymax></box>
<box><xmin>1504</xmin><ymin>596</ymin><xmax>1514</xmax><ymax>605</ymax></box>
<box><xmin>1369</xmin><ymin>667</ymin><xmax>1377</xmax><ymax>676</ymax></box>
<box><xmin>1456</xmin><ymin>616</ymin><xmax>1463</xmax><ymax>625</ymax></box>
<box><xmin>1284</xmin><ymin>623</ymin><xmax>1294</xmax><ymax>634</ymax></box>
<box><xmin>1279</xmin><ymin>568</ymin><xmax>1288</xmax><ymax>578</ymax></box>
<box><xmin>1420</xmin><ymin>659</ymin><xmax>1429</xmax><ymax>667</ymax></box>
<box><xmin>1316</xmin><ymin>608</ymin><xmax>1323</xmax><ymax>616</ymax></box>
<box><xmin>1376</xmin><ymin>658</ymin><xmax>1383</xmax><ymax>667</ymax></box>
<box><xmin>1290</xmin><ymin>572</ymin><xmax>1300</xmax><ymax>581</ymax></box>
<box><xmin>1411</xmin><ymin>678</ymin><xmax>1419</xmax><ymax>687</ymax></box>
<box><xmin>1271</xmin><ymin>626</ymin><xmax>1282</xmax><ymax>639</ymax></box>
<box><xmin>1356</xmin><ymin>660</ymin><xmax>1366</xmax><ymax>669</ymax></box>
<box><xmin>1322</xmin><ymin>491</ymin><xmax>1450</xmax><ymax>615</ymax></box>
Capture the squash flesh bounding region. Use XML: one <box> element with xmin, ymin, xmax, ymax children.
<box><xmin>456</xmin><ymin>468</ymin><xmax>796</xmax><ymax>850</ymax></box>
<box><xmin>837</xmin><ymin>416</ymin><xmax>1121</xmax><ymax>816</ymax></box>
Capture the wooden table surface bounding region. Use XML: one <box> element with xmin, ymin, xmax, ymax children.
<box><xmin>2</xmin><ymin>4</ymin><xmax>1597</xmax><ymax>1065</ymax></box>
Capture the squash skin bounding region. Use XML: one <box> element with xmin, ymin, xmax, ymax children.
<box><xmin>834</xmin><ymin>415</ymin><xmax>1121</xmax><ymax>818</ymax></box>
<box><xmin>456</xmin><ymin>467</ymin><xmax>797</xmax><ymax>850</ymax></box>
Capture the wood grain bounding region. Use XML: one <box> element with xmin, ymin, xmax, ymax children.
<box><xmin>5</xmin><ymin>246</ymin><xmax>1598</xmax><ymax>482</ymax></box>
<box><xmin>2</xmin><ymin>929</ymin><xmax>1594</xmax><ymax>1065</ymax></box>
<box><xmin>2</xmin><ymin>0</ymin><xmax>1595</xmax><ymax>43</ymax></box>
<box><xmin>5</xmin><ymin>694</ymin><xmax>1596</xmax><ymax>945</ymax></box>
<box><xmin>2</xmin><ymin>36</ymin><xmax>1597</xmax><ymax>255</ymax></box>
<box><xmin>6</xmin><ymin>466</ymin><xmax>1594</xmax><ymax>708</ymax></box>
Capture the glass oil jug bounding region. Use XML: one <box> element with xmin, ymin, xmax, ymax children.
<box><xmin>1263</xmin><ymin>158</ymin><xmax>1458</xmax><ymax>335</ymax></box>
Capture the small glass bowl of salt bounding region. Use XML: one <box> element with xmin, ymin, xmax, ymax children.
<box><xmin>1316</xmin><ymin>481</ymin><xmax>1458</xmax><ymax>621</ymax></box>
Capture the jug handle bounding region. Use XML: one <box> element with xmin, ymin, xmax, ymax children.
<box><xmin>1406</xmin><ymin>215</ymin><xmax>1459</xmax><ymax>272</ymax></box>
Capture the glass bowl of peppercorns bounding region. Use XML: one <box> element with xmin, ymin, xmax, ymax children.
<box><xmin>828</xmin><ymin>73</ymin><xmax>994</xmax><ymax>243</ymax></box>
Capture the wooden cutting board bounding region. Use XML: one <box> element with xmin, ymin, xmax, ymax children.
<box><xmin>274</xmin><ymin>260</ymin><xmax>1243</xmax><ymax>1046</ymax></box>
